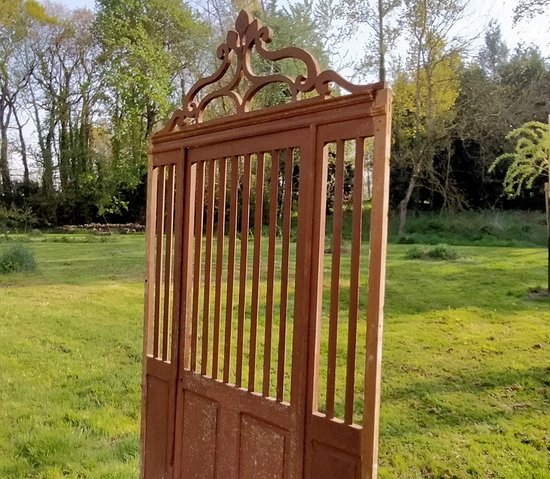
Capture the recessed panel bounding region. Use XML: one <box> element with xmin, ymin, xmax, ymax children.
<box><xmin>180</xmin><ymin>391</ymin><xmax>219</xmax><ymax>479</ymax></box>
<box><xmin>239</xmin><ymin>414</ymin><xmax>286</xmax><ymax>479</ymax></box>
<box><xmin>310</xmin><ymin>442</ymin><xmax>359</xmax><ymax>479</ymax></box>
<box><xmin>144</xmin><ymin>376</ymin><xmax>170</xmax><ymax>479</ymax></box>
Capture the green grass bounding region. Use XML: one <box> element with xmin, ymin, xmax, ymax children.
<box><xmin>391</xmin><ymin>210</ymin><xmax>547</xmax><ymax>247</ymax></box>
<box><xmin>0</xmin><ymin>231</ymin><xmax>549</xmax><ymax>478</ymax></box>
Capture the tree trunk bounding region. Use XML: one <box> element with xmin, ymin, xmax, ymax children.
<box><xmin>12</xmin><ymin>107</ymin><xmax>29</xmax><ymax>186</ymax></box>
<box><xmin>378</xmin><ymin>0</ymin><xmax>386</xmax><ymax>83</ymax></box>
<box><xmin>398</xmin><ymin>163</ymin><xmax>421</xmax><ymax>235</ymax></box>
<box><xmin>0</xmin><ymin>102</ymin><xmax>12</xmax><ymax>199</ymax></box>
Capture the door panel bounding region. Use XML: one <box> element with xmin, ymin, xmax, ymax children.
<box><xmin>173</xmin><ymin>134</ymin><xmax>310</xmax><ymax>479</ymax></box>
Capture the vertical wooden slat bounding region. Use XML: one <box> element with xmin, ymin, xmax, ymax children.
<box><xmin>141</xmin><ymin>156</ymin><xmax>157</xmax><ymax>474</ymax></box>
<box><xmin>190</xmin><ymin>161</ymin><xmax>205</xmax><ymax>371</ymax></box>
<box><xmin>236</xmin><ymin>154</ymin><xmax>252</xmax><ymax>388</ymax></box>
<box><xmin>325</xmin><ymin>139</ymin><xmax>345</xmax><ymax>419</ymax></box>
<box><xmin>153</xmin><ymin>166</ymin><xmax>166</xmax><ymax>359</ymax></box>
<box><xmin>162</xmin><ymin>165</ymin><xmax>175</xmax><ymax>362</ymax></box>
<box><xmin>276</xmin><ymin>148</ymin><xmax>293</xmax><ymax>402</ymax></box>
<box><xmin>177</xmin><ymin>159</ymin><xmax>196</xmax><ymax>370</ymax></box>
<box><xmin>344</xmin><ymin>138</ymin><xmax>365</xmax><ymax>424</ymax></box>
<box><xmin>248</xmin><ymin>152</ymin><xmax>265</xmax><ymax>392</ymax></box>
<box><xmin>144</xmin><ymin>165</ymin><xmax>159</xmax><ymax>358</ymax></box>
<box><xmin>362</xmin><ymin>88</ymin><xmax>392</xmax><ymax>479</ymax></box>
<box><xmin>201</xmin><ymin>159</ymin><xmax>216</xmax><ymax>376</ymax></box>
<box><xmin>223</xmin><ymin>156</ymin><xmax>239</xmax><ymax>383</ymax></box>
<box><xmin>263</xmin><ymin>150</ymin><xmax>280</xmax><ymax>397</ymax></box>
<box><xmin>212</xmin><ymin>159</ymin><xmax>227</xmax><ymax>379</ymax></box>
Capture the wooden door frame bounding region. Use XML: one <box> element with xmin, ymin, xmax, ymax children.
<box><xmin>141</xmin><ymin>10</ymin><xmax>392</xmax><ymax>479</ymax></box>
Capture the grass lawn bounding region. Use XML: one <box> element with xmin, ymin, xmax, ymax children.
<box><xmin>0</xmin><ymin>233</ymin><xmax>549</xmax><ymax>478</ymax></box>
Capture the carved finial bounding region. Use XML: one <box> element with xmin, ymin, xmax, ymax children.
<box><xmin>161</xmin><ymin>10</ymin><xmax>373</xmax><ymax>133</ymax></box>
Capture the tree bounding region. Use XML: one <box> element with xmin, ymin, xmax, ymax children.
<box><xmin>94</xmin><ymin>0</ymin><xmax>206</xmax><ymax>216</ymax></box>
<box><xmin>0</xmin><ymin>0</ymin><xmax>52</xmax><ymax>200</ymax></box>
<box><xmin>477</xmin><ymin>20</ymin><xmax>508</xmax><ymax>80</ymax></box>
<box><xmin>392</xmin><ymin>0</ymin><xmax>469</xmax><ymax>233</ymax></box>
<box><xmin>513</xmin><ymin>0</ymin><xmax>550</xmax><ymax>22</ymax></box>
<box><xmin>490</xmin><ymin>121</ymin><xmax>550</xmax><ymax>292</ymax></box>
<box><xmin>339</xmin><ymin>0</ymin><xmax>401</xmax><ymax>82</ymax></box>
<box><xmin>490</xmin><ymin>121</ymin><xmax>550</xmax><ymax>198</ymax></box>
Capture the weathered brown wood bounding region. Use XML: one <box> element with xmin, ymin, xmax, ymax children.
<box><xmin>263</xmin><ymin>150</ymin><xmax>280</xmax><ymax>397</ymax></box>
<box><xmin>362</xmin><ymin>88</ymin><xmax>392</xmax><ymax>479</ymax></box>
<box><xmin>223</xmin><ymin>156</ymin><xmax>239</xmax><ymax>383</ymax></box>
<box><xmin>162</xmin><ymin>165</ymin><xmax>175</xmax><ymax>361</ymax></box>
<box><xmin>141</xmin><ymin>155</ymin><xmax>157</xmax><ymax>477</ymax></box>
<box><xmin>190</xmin><ymin>161</ymin><xmax>205</xmax><ymax>372</ymax></box>
<box><xmin>276</xmin><ymin>147</ymin><xmax>293</xmax><ymax>402</ymax></box>
<box><xmin>212</xmin><ymin>159</ymin><xmax>227</xmax><ymax>379</ymax></box>
<box><xmin>201</xmin><ymin>159</ymin><xmax>216</xmax><ymax>376</ymax></box>
<box><xmin>177</xmin><ymin>156</ymin><xmax>195</xmax><ymax>369</ymax></box>
<box><xmin>153</xmin><ymin>166</ymin><xmax>166</xmax><ymax>359</ymax></box>
<box><xmin>248</xmin><ymin>152</ymin><xmax>265</xmax><ymax>392</ymax></box>
<box><xmin>326</xmin><ymin>139</ymin><xmax>345</xmax><ymax>419</ymax></box>
<box><xmin>143</xmin><ymin>11</ymin><xmax>392</xmax><ymax>479</ymax></box>
<box><xmin>236</xmin><ymin>154</ymin><xmax>252</xmax><ymax>388</ymax></box>
<box><xmin>345</xmin><ymin>138</ymin><xmax>365</xmax><ymax>424</ymax></box>
<box><xmin>170</xmin><ymin>153</ymin><xmax>192</xmax><ymax>477</ymax></box>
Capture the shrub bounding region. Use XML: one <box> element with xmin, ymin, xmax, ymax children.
<box><xmin>0</xmin><ymin>206</ymin><xmax>38</xmax><ymax>233</ymax></box>
<box><xmin>0</xmin><ymin>243</ymin><xmax>36</xmax><ymax>274</ymax></box>
<box><xmin>405</xmin><ymin>244</ymin><xmax>461</xmax><ymax>261</ymax></box>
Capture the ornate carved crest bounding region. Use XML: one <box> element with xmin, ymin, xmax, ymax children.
<box><xmin>162</xmin><ymin>10</ymin><xmax>372</xmax><ymax>132</ymax></box>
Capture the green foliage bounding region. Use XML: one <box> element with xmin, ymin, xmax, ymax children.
<box><xmin>392</xmin><ymin>210</ymin><xmax>547</xmax><ymax>247</ymax></box>
<box><xmin>0</xmin><ymin>242</ymin><xmax>35</xmax><ymax>273</ymax></box>
<box><xmin>0</xmin><ymin>206</ymin><xmax>38</xmax><ymax>233</ymax></box>
<box><xmin>405</xmin><ymin>244</ymin><xmax>461</xmax><ymax>260</ymax></box>
<box><xmin>490</xmin><ymin>121</ymin><xmax>550</xmax><ymax>197</ymax></box>
<box><xmin>94</xmin><ymin>0</ymin><xmax>207</xmax><ymax>199</ymax></box>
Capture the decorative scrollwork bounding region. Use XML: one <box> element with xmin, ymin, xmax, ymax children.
<box><xmin>161</xmin><ymin>10</ymin><xmax>373</xmax><ymax>132</ymax></box>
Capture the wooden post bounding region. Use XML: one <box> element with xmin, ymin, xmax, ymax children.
<box><xmin>547</xmin><ymin>115</ymin><xmax>550</xmax><ymax>295</ymax></box>
<box><xmin>362</xmin><ymin>87</ymin><xmax>392</xmax><ymax>479</ymax></box>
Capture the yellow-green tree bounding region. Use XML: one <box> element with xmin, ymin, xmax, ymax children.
<box><xmin>392</xmin><ymin>0</ymin><xmax>468</xmax><ymax>234</ymax></box>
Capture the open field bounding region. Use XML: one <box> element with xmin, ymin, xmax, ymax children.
<box><xmin>0</xmin><ymin>232</ymin><xmax>549</xmax><ymax>478</ymax></box>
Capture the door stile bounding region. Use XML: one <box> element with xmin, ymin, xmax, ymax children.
<box><xmin>287</xmin><ymin>126</ymin><xmax>319</xmax><ymax>479</ymax></box>
<box><xmin>302</xmin><ymin>125</ymin><xmax>330</xmax><ymax>478</ymax></box>
<box><xmin>172</xmin><ymin>153</ymin><xmax>197</xmax><ymax>479</ymax></box>
<box><xmin>361</xmin><ymin>88</ymin><xmax>392</xmax><ymax>479</ymax></box>
<box><xmin>141</xmin><ymin>156</ymin><xmax>158</xmax><ymax>478</ymax></box>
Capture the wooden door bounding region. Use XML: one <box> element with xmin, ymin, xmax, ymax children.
<box><xmin>172</xmin><ymin>133</ymin><xmax>311</xmax><ymax>479</ymax></box>
<box><xmin>141</xmin><ymin>10</ymin><xmax>392</xmax><ymax>479</ymax></box>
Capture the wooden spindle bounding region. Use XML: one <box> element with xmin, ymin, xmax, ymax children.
<box><xmin>326</xmin><ymin>140</ymin><xmax>345</xmax><ymax>419</ymax></box>
<box><xmin>162</xmin><ymin>165</ymin><xmax>175</xmax><ymax>362</ymax></box>
<box><xmin>263</xmin><ymin>150</ymin><xmax>280</xmax><ymax>397</ymax></box>
<box><xmin>248</xmin><ymin>152</ymin><xmax>265</xmax><ymax>392</ymax></box>
<box><xmin>153</xmin><ymin>166</ymin><xmax>166</xmax><ymax>359</ymax></box>
<box><xmin>201</xmin><ymin>159</ymin><xmax>216</xmax><ymax>376</ymax></box>
<box><xmin>190</xmin><ymin>161</ymin><xmax>205</xmax><ymax>371</ymax></box>
<box><xmin>223</xmin><ymin>156</ymin><xmax>239</xmax><ymax>383</ymax></box>
<box><xmin>276</xmin><ymin>148</ymin><xmax>293</xmax><ymax>402</ymax></box>
<box><xmin>236</xmin><ymin>154</ymin><xmax>252</xmax><ymax>388</ymax></box>
<box><xmin>212</xmin><ymin>159</ymin><xmax>227</xmax><ymax>379</ymax></box>
<box><xmin>345</xmin><ymin>138</ymin><xmax>364</xmax><ymax>424</ymax></box>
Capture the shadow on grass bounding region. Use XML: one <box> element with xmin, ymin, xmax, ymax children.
<box><xmin>381</xmin><ymin>366</ymin><xmax>550</xmax><ymax>435</ymax></box>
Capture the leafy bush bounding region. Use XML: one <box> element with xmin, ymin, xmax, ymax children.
<box><xmin>390</xmin><ymin>210</ymin><xmax>546</xmax><ymax>247</ymax></box>
<box><xmin>405</xmin><ymin>244</ymin><xmax>461</xmax><ymax>261</ymax></box>
<box><xmin>0</xmin><ymin>243</ymin><xmax>36</xmax><ymax>274</ymax></box>
<box><xmin>0</xmin><ymin>206</ymin><xmax>38</xmax><ymax>234</ymax></box>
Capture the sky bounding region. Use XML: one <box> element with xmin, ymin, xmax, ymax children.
<box><xmin>57</xmin><ymin>0</ymin><xmax>549</xmax><ymax>66</ymax></box>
